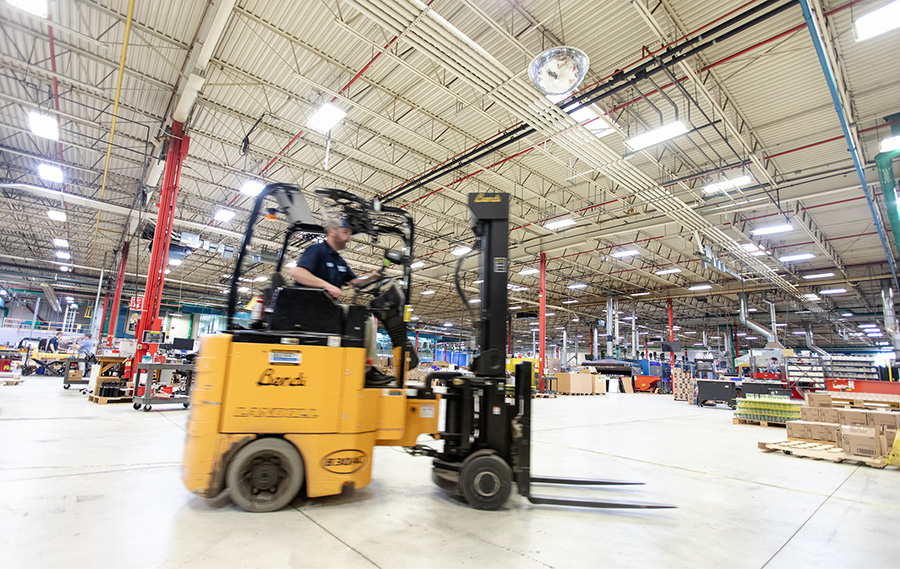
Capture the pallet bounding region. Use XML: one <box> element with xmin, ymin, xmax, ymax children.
<box><xmin>559</xmin><ymin>392</ymin><xmax>596</xmax><ymax>396</ymax></box>
<box><xmin>733</xmin><ymin>418</ymin><xmax>787</xmax><ymax>428</ymax></box>
<box><xmin>2</xmin><ymin>378</ymin><xmax>22</xmax><ymax>385</ymax></box>
<box><xmin>88</xmin><ymin>395</ymin><xmax>133</xmax><ymax>405</ymax></box>
<box><xmin>758</xmin><ymin>440</ymin><xmax>887</xmax><ymax>468</ymax></box>
<box><xmin>532</xmin><ymin>392</ymin><xmax>558</xmax><ymax>398</ymax></box>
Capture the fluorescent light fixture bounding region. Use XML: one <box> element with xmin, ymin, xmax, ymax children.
<box><xmin>221</xmin><ymin>289</ymin><xmax>229</xmax><ymax>294</ymax></box>
<box><xmin>748</xmin><ymin>307</ymin><xmax>757</xmax><ymax>312</ymax></box>
<box><xmin>38</xmin><ymin>164</ymin><xmax>63</xmax><ymax>183</ymax></box>
<box><xmin>285</xmin><ymin>261</ymin><xmax>297</xmax><ymax>268</ymax></box>
<box><xmin>623</xmin><ymin>316</ymin><xmax>635</xmax><ymax>320</ymax></box>
<box><xmin>473</xmin><ymin>279</ymin><xmax>483</xmax><ymax>284</ymax></box>
<box><xmin>240</xmin><ymin>180</ymin><xmax>265</xmax><ymax>197</ymax></box>
<box><xmin>443</xmin><ymin>322</ymin><xmax>453</xmax><ymax>327</ymax></box>
<box><xmin>655</xmin><ymin>268</ymin><xmax>681</xmax><ymax>275</ymax></box>
<box><xmin>469</xmin><ymin>299</ymin><xmax>481</xmax><ymax>304</ymax></box>
<box><xmin>792</xmin><ymin>331</ymin><xmax>807</xmax><ymax>335</ymax></box>
<box><xmin>842</xmin><ymin>312</ymin><xmax>853</xmax><ymax>317</ymax></box>
<box><xmin>703</xmin><ymin>175</ymin><xmax>752</xmax><ymax>193</ymax></box>
<box><xmin>881</xmin><ymin>134</ymin><xmax>900</xmax><ymax>153</ymax></box>
<box><xmin>693</xmin><ymin>343</ymin><xmax>704</xmax><ymax>347</ymax></box>
<box><xmin>544</xmin><ymin>218</ymin><xmax>576</xmax><ymax>230</ymax></box>
<box><xmin>55</xmin><ymin>251</ymin><xmax>70</xmax><ymax>260</ymax></box>
<box><xmin>509</xmin><ymin>305</ymin><xmax>522</xmax><ymax>310</ymax></box>
<box><xmin>689</xmin><ymin>284</ymin><xmax>712</xmax><ymax>291</ymax></box>
<box><xmin>624</xmin><ymin>121</ymin><xmax>688</xmax><ymax>150</ymax></box>
<box><xmin>803</xmin><ymin>272</ymin><xmax>834</xmax><ymax>280</ymax></box>
<box><xmin>854</xmin><ymin>0</ymin><xmax>900</xmax><ymax>41</ymax></box>
<box><xmin>518</xmin><ymin>268</ymin><xmax>539</xmax><ymax>275</ymax></box>
<box><xmin>214</xmin><ymin>209</ymin><xmax>235</xmax><ymax>223</ymax></box>
<box><xmin>572</xmin><ymin>317</ymin><xmax>579</xmax><ymax>322</ymax></box>
<box><xmin>168</xmin><ymin>258</ymin><xmax>182</xmax><ymax>266</ymax></box>
<box><xmin>740</xmin><ymin>243</ymin><xmax>767</xmax><ymax>257</ymax></box>
<box><xmin>775</xmin><ymin>323</ymin><xmax>788</xmax><ymax>327</ymax></box>
<box><xmin>254</xmin><ymin>276</ymin><xmax>268</xmax><ymax>282</ymax></box>
<box><xmin>410</xmin><ymin>316</ymin><xmax>420</xmax><ymax>321</ymax></box>
<box><xmin>47</xmin><ymin>210</ymin><xmax>66</xmax><ymax>222</ymax></box>
<box><xmin>164</xmin><ymin>269</ymin><xmax>171</xmax><ymax>275</ymax></box>
<box><xmin>562</xmin><ymin>300</ymin><xmax>579</xmax><ymax>304</ymax></box>
<box><xmin>544</xmin><ymin>312</ymin><xmax>555</xmax><ymax>316</ymax></box>
<box><xmin>779</xmin><ymin>253</ymin><xmax>815</xmax><ymax>262</ymax></box>
<box><xmin>745</xmin><ymin>336</ymin><xmax>758</xmax><ymax>340</ymax></box>
<box><xmin>530</xmin><ymin>328</ymin><xmax>540</xmax><ymax>332</ymax></box>
<box><xmin>859</xmin><ymin>324</ymin><xmax>878</xmax><ymax>328</ymax></box>
<box><xmin>420</xmin><ymin>290</ymin><xmax>435</xmax><ymax>295</ymax></box>
<box><xmin>238</xmin><ymin>286</ymin><xmax>250</xmax><ymax>293</ymax></box>
<box><xmin>8</xmin><ymin>0</ymin><xmax>49</xmax><ymax>17</ymax></box>
<box><xmin>867</xmin><ymin>332</ymin><xmax>884</xmax><ymax>337</ymax></box>
<box><xmin>555</xmin><ymin>326</ymin><xmax>566</xmax><ymax>330</ymax></box>
<box><xmin>819</xmin><ymin>288</ymin><xmax>846</xmax><ymax>295</ymax></box>
<box><xmin>751</xmin><ymin>223</ymin><xmax>792</xmax><ymax>236</ymax></box>
<box><xmin>53</xmin><ymin>238</ymin><xmax>69</xmax><ymax>248</ymax></box>
<box><xmin>509</xmin><ymin>285</ymin><xmax>528</xmax><ymax>292</ymax></box>
<box><xmin>306</xmin><ymin>103</ymin><xmax>346</xmax><ymax>133</ymax></box>
<box><xmin>611</xmin><ymin>249</ymin><xmax>639</xmax><ymax>258</ymax></box>
<box><xmin>28</xmin><ymin>111</ymin><xmax>58</xmax><ymax>140</ymax></box>
<box><xmin>672</xmin><ymin>326</ymin><xmax>681</xmax><ymax>330</ymax></box>
<box><xmin>60</xmin><ymin>266</ymin><xmax>70</xmax><ymax>272</ymax></box>
<box><xmin>736</xmin><ymin>333</ymin><xmax>746</xmax><ymax>337</ymax></box>
<box><xmin>567</xmin><ymin>283</ymin><xmax>587</xmax><ymax>289</ymax></box>
<box><xmin>803</xmin><ymin>293</ymin><xmax>821</xmax><ymax>301</ymax></box>
<box><xmin>684</xmin><ymin>331</ymin><xmax>697</xmax><ymax>335</ymax></box>
<box><xmin>410</xmin><ymin>261</ymin><xmax>425</xmax><ymax>269</ymax></box>
<box><xmin>630</xmin><ymin>292</ymin><xmax>651</xmax><ymax>297</ymax></box>
<box><xmin>451</xmin><ymin>246</ymin><xmax>472</xmax><ymax>256</ymax></box>
<box><xmin>65</xmin><ymin>296</ymin><xmax>73</xmax><ymax>302</ymax></box>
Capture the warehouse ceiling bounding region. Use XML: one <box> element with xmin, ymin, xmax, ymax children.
<box><xmin>1</xmin><ymin>0</ymin><xmax>899</xmax><ymax>350</ymax></box>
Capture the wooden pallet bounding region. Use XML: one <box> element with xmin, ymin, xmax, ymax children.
<box><xmin>733</xmin><ymin>418</ymin><xmax>788</xmax><ymax>428</ymax></box>
<box><xmin>2</xmin><ymin>378</ymin><xmax>22</xmax><ymax>385</ymax></box>
<box><xmin>88</xmin><ymin>395</ymin><xmax>133</xmax><ymax>405</ymax></box>
<box><xmin>758</xmin><ymin>439</ymin><xmax>887</xmax><ymax>468</ymax></box>
<box><xmin>559</xmin><ymin>392</ymin><xmax>595</xmax><ymax>396</ymax></box>
<box><xmin>532</xmin><ymin>392</ymin><xmax>558</xmax><ymax>399</ymax></box>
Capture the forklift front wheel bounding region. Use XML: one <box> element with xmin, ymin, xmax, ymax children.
<box><xmin>459</xmin><ymin>452</ymin><xmax>512</xmax><ymax>510</ymax></box>
<box><xmin>226</xmin><ymin>438</ymin><xmax>304</xmax><ymax>513</ymax></box>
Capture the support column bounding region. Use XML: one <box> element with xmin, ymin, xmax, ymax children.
<box><xmin>561</xmin><ymin>330</ymin><xmax>568</xmax><ymax>371</ymax></box>
<box><xmin>606</xmin><ymin>297</ymin><xmax>614</xmax><ymax>358</ymax></box>
<box><xmin>613</xmin><ymin>296</ymin><xmax>620</xmax><ymax>359</ymax></box>
<box><xmin>539</xmin><ymin>252</ymin><xmax>546</xmax><ymax>376</ymax></box>
<box><xmin>135</xmin><ymin>121</ymin><xmax>190</xmax><ymax>360</ymax></box>
<box><xmin>106</xmin><ymin>241</ymin><xmax>130</xmax><ymax>344</ymax></box>
<box><xmin>668</xmin><ymin>298</ymin><xmax>675</xmax><ymax>372</ymax></box>
<box><xmin>592</xmin><ymin>326</ymin><xmax>598</xmax><ymax>360</ymax></box>
<box><xmin>631</xmin><ymin>303</ymin><xmax>637</xmax><ymax>359</ymax></box>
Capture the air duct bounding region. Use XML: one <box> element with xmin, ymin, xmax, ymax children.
<box><xmin>804</xmin><ymin>323</ymin><xmax>829</xmax><ymax>358</ymax></box>
<box><xmin>40</xmin><ymin>283</ymin><xmax>61</xmax><ymax>313</ymax></box>
<box><xmin>881</xmin><ymin>281</ymin><xmax>900</xmax><ymax>358</ymax></box>
<box><xmin>875</xmin><ymin>114</ymin><xmax>900</xmax><ymax>257</ymax></box>
<box><xmin>739</xmin><ymin>292</ymin><xmax>779</xmax><ymax>347</ymax></box>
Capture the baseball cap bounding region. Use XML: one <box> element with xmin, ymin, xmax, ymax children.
<box><xmin>324</xmin><ymin>217</ymin><xmax>350</xmax><ymax>231</ymax></box>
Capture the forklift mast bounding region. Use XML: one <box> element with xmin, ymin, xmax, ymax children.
<box><xmin>468</xmin><ymin>192</ymin><xmax>509</xmax><ymax>376</ymax></box>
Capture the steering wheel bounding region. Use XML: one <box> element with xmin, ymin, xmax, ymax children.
<box><xmin>354</xmin><ymin>272</ymin><xmax>393</xmax><ymax>296</ymax></box>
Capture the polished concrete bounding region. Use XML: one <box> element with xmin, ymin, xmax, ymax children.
<box><xmin>1</xmin><ymin>376</ymin><xmax>897</xmax><ymax>568</ymax></box>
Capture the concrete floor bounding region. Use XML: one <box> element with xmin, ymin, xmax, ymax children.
<box><xmin>1</xmin><ymin>376</ymin><xmax>898</xmax><ymax>568</ymax></box>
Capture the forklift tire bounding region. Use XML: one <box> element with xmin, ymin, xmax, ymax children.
<box><xmin>143</xmin><ymin>405</ymin><xmax>152</xmax><ymax>412</ymax></box>
<box><xmin>226</xmin><ymin>438</ymin><xmax>304</xmax><ymax>513</ymax></box>
<box><xmin>63</xmin><ymin>384</ymin><xmax>70</xmax><ymax>390</ymax></box>
<box><xmin>133</xmin><ymin>403</ymin><xmax>141</xmax><ymax>410</ymax></box>
<box><xmin>458</xmin><ymin>452</ymin><xmax>512</xmax><ymax>511</ymax></box>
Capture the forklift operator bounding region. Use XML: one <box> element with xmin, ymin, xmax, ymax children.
<box><xmin>290</xmin><ymin>217</ymin><xmax>378</xmax><ymax>297</ymax></box>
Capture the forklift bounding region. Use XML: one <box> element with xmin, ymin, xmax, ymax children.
<box><xmin>181</xmin><ymin>185</ymin><xmax>671</xmax><ymax>512</ymax></box>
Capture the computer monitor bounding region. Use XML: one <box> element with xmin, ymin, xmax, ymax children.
<box><xmin>172</xmin><ymin>337</ymin><xmax>195</xmax><ymax>351</ymax></box>
<box><xmin>661</xmin><ymin>340</ymin><xmax>682</xmax><ymax>352</ymax></box>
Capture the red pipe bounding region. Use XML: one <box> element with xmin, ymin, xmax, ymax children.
<box><xmin>539</xmin><ymin>252</ymin><xmax>546</xmax><ymax>379</ymax></box>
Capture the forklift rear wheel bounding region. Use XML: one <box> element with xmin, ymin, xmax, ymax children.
<box><xmin>458</xmin><ymin>452</ymin><xmax>512</xmax><ymax>510</ymax></box>
<box><xmin>226</xmin><ymin>438</ymin><xmax>304</xmax><ymax>513</ymax></box>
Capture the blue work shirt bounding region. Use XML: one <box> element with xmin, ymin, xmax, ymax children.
<box><xmin>297</xmin><ymin>241</ymin><xmax>357</xmax><ymax>288</ymax></box>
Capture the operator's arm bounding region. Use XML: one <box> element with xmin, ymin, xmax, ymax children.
<box><xmin>347</xmin><ymin>271</ymin><xmax>380</xmax><ymax>287</ymax></box>
<box><xmin>291</xmin><ymin>266</ymin><xmax>342</xmax><ymax>299</ymax></box>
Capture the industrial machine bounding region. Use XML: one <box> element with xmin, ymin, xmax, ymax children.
<box><xmin>182</xmin><ymin>186</ymin><xmax>670</xmax><ymax>512</ymax></box>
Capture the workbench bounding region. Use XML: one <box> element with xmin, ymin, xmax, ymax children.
<box><xmin>131</xmin><ymin>362</ymin><xmax>195</xmax><ymax>412</ymax></box>
<box><xmin>88</xmin><ymin>356</ymin><xmax>130</xmax><ymax>402</ymax></box>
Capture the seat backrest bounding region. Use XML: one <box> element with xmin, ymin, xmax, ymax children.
<box><xmin>262</xmin><ymin>272</ymin><xmax>287</xmax><ymax>309</ymax></box>
<box><xmin>269</xmin><ymin>287</ymin><xmax>343</xmax><ymax>334</ymax></box>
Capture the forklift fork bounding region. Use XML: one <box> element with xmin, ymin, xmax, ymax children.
<box><xmin>513</xmin><ymin>363</ymin><xmax>675</xmax><ymax>510</ymax></box>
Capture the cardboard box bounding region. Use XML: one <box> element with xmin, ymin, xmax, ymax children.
<box><xmin>556</xmin><ymin>373</ymin><xmax>592</xmax><ymax>394</ymax></box>
<box><xmin>591</xmin><ymin>375</ymin><xmax>606</xmax><ymax>395</ymax></box>
<box><xmin>883</xmin><ymin>426</ymin><xmax>897</xmax><ymax>451</ymax></box>
<box><xmin>800</xmin><ymin>406</ymin><xmax>820</xmax><ymax>422</ymax></box>
<box><xmin>838</xmin><ymin>409</ymin><xmax>871</xmax><ymax>427</ymax></box>
<box><xmin>621</xmin><ymin>376</ymin><xmax>634</xmax><ymax>394</ymax></box>
<box><xmin>806</xmin><ymin>392</ymin><xmax>833</xmax><ymax>407</ymax></box>
<box><xmin>840</xmin><ymin>425</ymin><xmax>880</xmax><ymax>458</ymax></box>
<box><xmin>547</xmin><ymin>378</ymin><xmax>558</xmax><ymax>393</ymax></box>
<box><xmin>806</xmin><ymin>422</ymin><xmax>840</xmax><ymax>443</ymax></box>
<box><xmin>867</xmin><ymin>410</ymin><xmax>900</xmax><ymax>431</ymax></box>
<box><xmin>818</xmin><ymin>407</ymin><xmax>840</xmax><ymax>424</ymax></box>
<box><xmin>787</xmin><ymin>421</ymin><xmax>811</xmax><ymax>439</ymax></box>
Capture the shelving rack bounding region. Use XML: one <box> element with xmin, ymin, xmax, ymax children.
<box><xmin>826</xmin><ymin>355</ymin><xmax>879</xmax><ymax>381</ymax></box>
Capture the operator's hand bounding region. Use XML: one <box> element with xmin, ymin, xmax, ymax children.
<box><xmin>326</xmin><ymin>284</ymin><xmax>342</xmax><ymax>298</ymax></box>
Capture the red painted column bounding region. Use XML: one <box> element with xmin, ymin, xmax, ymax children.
<box><xmin>668</xmin><ymin>298</ymin><xmax>675</xmax><ymax>372</ymax></box>
<box><xmin>539</xmin><ymin>252</ymin><xmax>546</xmax><ymax>378</ymax></box>
<box><xmin>105</xmin><ymin>241</ymin><xmax>130</xmax><ymax>345</ymax></box>
<box><xmin>134</xmin><ymin>121</ymin><xmax>190</xmax><ymax>361</ymax></box>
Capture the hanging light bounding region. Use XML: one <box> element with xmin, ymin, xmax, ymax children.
<box><xmin>528</xmin><ymin>47</ymin><xmax>590</xmax><ymax>97</ymax></box>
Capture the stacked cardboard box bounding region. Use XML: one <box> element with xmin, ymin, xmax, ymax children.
<box><xmin>672</xmin><ymin>369</ymin><xmax>694</xmax><ymax>401</ymax></box>
<box><xmin>788</xmin><ymin>392</ymin><xmax>900</xmax><ymax>458</ymax></box>
<box><xmin>591</xmin><ymin>374</ymin><xmax>607</xmax><ymax>395</ymax></box>
<box><xmin>556</xmin><ymin>372</ymin><xmax>592</xmax><ymax>394</ymax></box>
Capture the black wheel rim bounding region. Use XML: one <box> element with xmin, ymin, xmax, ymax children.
<box><xmin>238</xmin><ymin>453</ymin><xmax>289</xmax><ymax>501</ymax></box>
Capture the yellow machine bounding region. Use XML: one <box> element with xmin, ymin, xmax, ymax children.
<box><xmin>182</xmin><ymin>185</ymin><xmax>438</xmax><ymax>512</ymax></box>
<box><xmin>183</xmin><ymin>186</ymin><xmax>671</xmax><ymax>512</ymax></box>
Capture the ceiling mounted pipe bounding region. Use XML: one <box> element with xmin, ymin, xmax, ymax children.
<box><xmin>739</xmin><ymin>292</ymin><xmax>777</xmax><ymax>345</ymax></box>
<box><xmin>804</xmin><ymin>323</ymin><xmax>829</xmax><ymax>358</ymax></box>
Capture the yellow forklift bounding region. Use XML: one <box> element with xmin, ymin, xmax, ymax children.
<box><xmin>182</xmin><ymin>185</ymin><xmax>671</xmax><ymax>512</ymax></box>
